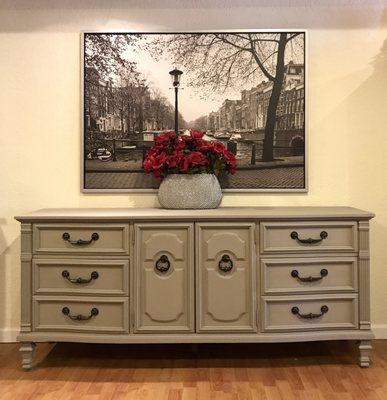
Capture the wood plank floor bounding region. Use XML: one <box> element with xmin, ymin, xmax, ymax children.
<box><xmin>1</xmin><ymin>341</ymin><xmax>387</xmax><ymax>399</ymax></box>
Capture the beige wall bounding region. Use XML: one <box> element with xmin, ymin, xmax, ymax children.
<box><xmin>0</xmin><ymin>0</ymin><xmax>386</xmax><ymax>339</ymax></box>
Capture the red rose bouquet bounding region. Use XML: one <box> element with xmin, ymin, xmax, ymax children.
<box><xmin>143</xmin><ymin>129</ymin><xmax>237</xmax><ymax>180</ymax></box>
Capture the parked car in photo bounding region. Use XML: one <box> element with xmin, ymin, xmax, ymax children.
<box><xmin>230</xmin><ymin>133</ymin><xmax>242</xmax><ymax>141</ymax></box>
<box><xmin>214</xmin><ymin>131</ymin><xmax>231</xmax><ymax>139</ymax></box>
<box><xmin>87</xmin><ymin>147</ymin><xmax>113</xmax><ymax>162</ymax></box>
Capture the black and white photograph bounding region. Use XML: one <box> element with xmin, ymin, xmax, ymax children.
<box><xmin>83</xmin><ymin>31</ymin><xmax>306</xmax><ymax>191</ymax></box>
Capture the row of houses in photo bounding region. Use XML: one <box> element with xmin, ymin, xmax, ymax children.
<box><xmin>84</xmin><ymin>67</ymin><xmax>179</xmax><ymax>137</ymax></box>
<box><xmin>207</xmin><ymin>61</ymin><xmax>305</xmax><ymax>133</ymax></box>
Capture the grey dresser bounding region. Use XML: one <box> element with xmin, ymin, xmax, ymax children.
<box><xmin>15</xmin><ymin>207</ymin><xmax>374</xmax><ymax>369</ymax></box>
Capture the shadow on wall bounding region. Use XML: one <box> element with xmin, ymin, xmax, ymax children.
<box><xmin>337</xmin><ymin>38</ymin><xmax>387</xmax><ymax>323</ymax></box>
<box><xmin>0</xmin><ymin>2</ymin><xmax>387</xmax><ymax>32</ymax></box>
<box><xmin>311</xmin><ymin>37</ymin><xmax>387</xmax><ymax>198</ymax></box>
<box><xmin>346</xmin><ymin>37</ymin><xmax>387</xmax><ymax>199</ymax></box>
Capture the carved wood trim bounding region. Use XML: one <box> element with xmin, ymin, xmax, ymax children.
<box><xmin>20</xmin><ymin>223</ymin><xmax>32</xmax><ymax>333</ymax></box>
<box><xmin>358</xmin><ymin>221</ymin><xmax>371</xmax><ymax>330</ymax></box>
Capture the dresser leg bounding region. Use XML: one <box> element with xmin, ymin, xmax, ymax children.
<box><xmin>358</xmin><ymin>340</ymin><xmax>372</xmax><ymax>367</ymax></box>
<box><xmin>20</xmin><ymin>342</ymin><xmax>36</xmax><ymax>370</ymax></box>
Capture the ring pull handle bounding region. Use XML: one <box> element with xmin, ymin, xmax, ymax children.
<box><xmin>62</xmin><ymin>232</ymin><xmax>99</xmax><ymax>246</ymax></box>
<box><xmin>291</xmin><ymin>305</ymin><xmax>329</xmax><ymax>319</ymax></box>
<box><xmin>62</xmin><ymin>307</ymin><xmax>99</xmax><ymax>321</ymax></box>
<box><xmin>291</xmin><ymin>268</ymin><xmax>328</xmax><ymax>282</ymax></box>
<box><xmin>218</xmin><ymin>254</ymin><xmax>233</xmax><ymax>273</ymax></box>
<box><xmin>290</xmin><ymin>231</ymin><xmax>328</xmax><ymax>245</ymax></box>
<box><xmin>155</xmin><ymin>255</ymin><xmax>170</xmax><ymax>273</ymax></box>
<box><xmin>62</xmin><ymin>270</ymin><xmax>99</xmax><ymax>284</ymax></box>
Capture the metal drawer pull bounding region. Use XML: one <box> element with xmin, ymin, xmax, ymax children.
<box><xmin>218</xmin><ymin>254</ymin><xmax>233</xmax><ymax>273</ymax></box>
<box><xmin>291</xmin><ymin>305</ymin><xmax>329</xmax><ymax>319</ymax></box>
<box><xmin>290</xmin><ymin>230</ymin><xmax>328</xmax><ymax>244</ymax></box>
<box><xmin>291</xmin><ymin>268</ymin><xmax>328</xmax><ymax>282</ymax></box>
<box><xmin>62</xmin><ymin>270</ymin><xmax>99</xmax><ymax>284</ymax></box>
<box><xmin>155</xmin><ymin>255</ymin><xmax>170</xmax><ymax>273</ymax></box>
<box><xmin>62</xmin><ymin>232</ymin><xmax>99</xmax><ymax>245</ymax></box>
<box><xmin>62</xmin><ymin>306</ymin><xmax>99</xmax><ymax>321</ymax></box>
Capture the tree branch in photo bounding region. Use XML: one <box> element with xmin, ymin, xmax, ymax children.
<box><xmin>84</xmin><ymin>33</ymin><xmax>142</xmax><ymax>78</ymax></box>
<box><xmin>153</xmin><ymin>32</ymin><xmax>303</xmax><ymax>161</ymax></box>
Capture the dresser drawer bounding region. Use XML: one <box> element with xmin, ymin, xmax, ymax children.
<box><xmin>261</xmin><ymin>257</ymin><xmax>358</xmax><ymax>294</ymax></box>
<box><xmin>32</xmin><ymin>223</ymin><xmax>130</xmax><ymax>255</ymax></box>
<box><xmin>33</xmin><ymin>296</ymin><xmax>129</xmax><ymax>333</ymax></box>
<box><xmin>260</xmin><ymin>221</ymin><xmax>358</xmax><ymax>253</ymax></box>
<box><xmin>262</xmin><ymin>294</ymin><xmax>358</xmax><ymax>332</ymax></box>
<box><xmin>33</xmin><ymin>259</ymin><xmax>129</xmax><ymax>296</ymax></box>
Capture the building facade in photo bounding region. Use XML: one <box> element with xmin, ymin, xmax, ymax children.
<box><xmin>206</xmin><ymin>61</ymin><xmax>305</xmax><ymax>134</ymax></box>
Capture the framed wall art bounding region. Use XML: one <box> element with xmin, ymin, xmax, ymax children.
<box><xmin>82</xmin><ymin>30</ymin><xmax>306</xmax><ymax>192</ymax></box>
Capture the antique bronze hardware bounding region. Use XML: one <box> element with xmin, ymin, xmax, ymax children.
<box><xmin>62</xmin><ymin>232</ymin><xmax>99</xmax><ymax>245</ymax></box>
<box><xmin>218</xmin><ymin>254</ymin><xmax>233</xmax><ymax>273</ymax></box>
<box><xmin>290</xmin><ymin>230</ymin><xmax>328</xmax><ymax>244</ymax></box>
<box><xmin>62</xmin><ymin>270</ymin><xmax>99</xmax><ymax>284</ymax></box>
<box><xmin>155</xmin><ymin>254</ymin><xmax>171</xmax><ymax>273</ymax></box>
<box><xmin>291</xmin><ymin>305</ymin><xmax>329</xmax><ymax>319</ymax></box>
<box><xmin>291</xmin><ymin>268</ymin><xmax>328</xmax><ymax>282</ymax></box>
<box><xmin>62</xmin><ymin>306</ymin><xmax>99</xmax><ymax>321</ymax></box>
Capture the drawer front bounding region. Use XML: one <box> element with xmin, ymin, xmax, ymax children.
<box><xmin>33</xmin><ymin>259</ymin><xmax>129</xmax><ymax>296</ymax></box>
<box><xmin>33</xmin><ymin>223</ymin><xmax>129</xmax><ymax>255</ymax></box>
<box><xmin>33</xmin><ymin>296</ymin><xmax>129</xmax><ymax>333</ymax></box>
<box><xmin>262</xmin><ymin>294</ymin><xmax>358</xmax><ymax>332</ymax></box>
<box><xmin>134</xmin><ymin>223</ymin><xmax>194</xmax><ymax>332</ymax></box>
<box><xmin>196</xmin><ymin>223</ymin><xmax>256</xmax><ymax>332</ymax></box>
<box><xmin>260</xmin><ymin>221</ymin><xmax>358</xmax><ymax>253</ymax></box>
<box><xmin>262</xmin><ymin>257</ymin><xmax>358</xmax><ymax>294</ymax></box>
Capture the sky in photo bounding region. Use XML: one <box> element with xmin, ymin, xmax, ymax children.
<box><xmin>122</xmin><ymin>45</ymin><xmax>243</xmax><ymax>123</ymax></box>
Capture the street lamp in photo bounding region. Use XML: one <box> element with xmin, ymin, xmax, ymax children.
<box><xmin>169</xmin><ymin>68</ymin><xmax>183</xmax><ymax>134</ymax></box>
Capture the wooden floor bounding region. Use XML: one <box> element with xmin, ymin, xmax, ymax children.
<box><xmin>1</xmin><ymin>341</ymin><xmax>387</xmax><ymax>399</ymax></box>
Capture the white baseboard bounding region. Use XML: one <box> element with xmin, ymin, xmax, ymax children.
<box><xmin>0</xmin><ymin>327</ymin><xmax>386</xmax><ymax>343</ymax></box>
<box><xmin>0</xmin><ymin>328</ymin><xmax>18</xmax><ymax>343</ymax></box>
<box><xmin>372</xmin><ymin>324</ymin><xmax>387</xmax><ymax>339</ymax></box>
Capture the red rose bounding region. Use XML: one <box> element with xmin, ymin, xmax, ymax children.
<box><xmin>195</xmin><ymin>139</ymin><xmax>212</xmax><ymax>152</ymax></box>
<box><xmin>166</xmin><ymin>151</ymin><xmax>182</xmax><ymax>168</ymax></box>
<box><xmin>155</xmin><ymin>131</ymin><xmax>177</xmax><ymax>145</ymax></box>
<box><xmin>179</xmin><ymin>156</ymin><xmax>190</xmax><ymax>173</ymax></box>
<box><xmin>143</xmin><ymin>155</ymin><xmax>155</xmax><ymax>172</ymax></box>
<box><xmin>211</xmin><ymin>141</ymin><xmax>226</xmax><ymax>154</ymax></box>
<box><xmin>190</xmin><ymin>129</ymin><xmax>204</xmax><ymax>139</ymax></box>
<box><xmin>223</xmin><ymin>150</ymin><xmax>237</xmax><ymax>174</ymax></box>
<box><xmin>181</xmin><ymin>134</ymin><xmax>194</xmax><ymax>143</ymax></box>
<box><xmin>175</xmin><ymin>140</ymin><xmax>186</xmax><ymax>151</ymax></box>
<box><xmin>187</xmin><ymin>151</ymin><xmax>209</xmax><ymax>167</ymax></box>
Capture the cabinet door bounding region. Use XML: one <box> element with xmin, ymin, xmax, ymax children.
<box><xmin>134</xmin><ymin>223</ymin><xmax>194</xmax><ymax>332</ymax></box>
<box><xmin>196</xmin><ymin>223</ymin><xmax>257</xmax><ymax>332</ymax></box>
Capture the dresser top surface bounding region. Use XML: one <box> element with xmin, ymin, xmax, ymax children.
<box><xmin>15</xmin><ymin>207</ymin><xmax>374</xmax><ymax>222</ymax></box>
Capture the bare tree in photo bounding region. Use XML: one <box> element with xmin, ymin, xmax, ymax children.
<box><xmin>85</xmin><ymin>34</ymin><xmax>142</xmax><ymax>78</ymax></box>
<box><xmin>189</xmin><ymin>115</ymin><xmax>208</xmax><ymax>131</ymax></box>
<box><xmin>152</xmin><ymin>33</ymin><xmax>303</xmax><ymax>161</ymax></box>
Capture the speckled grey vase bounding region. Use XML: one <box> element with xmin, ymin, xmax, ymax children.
<box><xmin>158</xmin><ymin>174</ymin><xmax>222</xmax><ymax>209</ymax></box>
